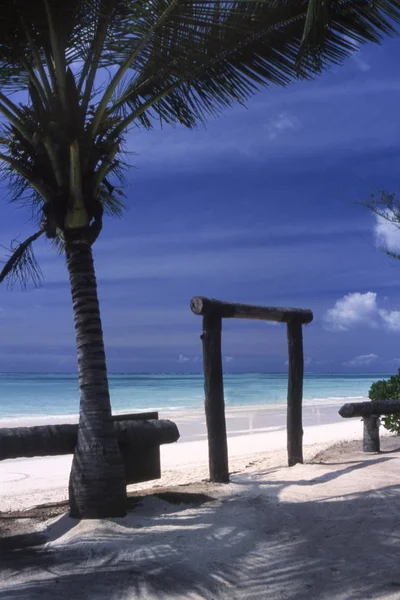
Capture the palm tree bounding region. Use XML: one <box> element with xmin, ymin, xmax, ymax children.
<box><xmin>1</xmin><ymin>0</ymin><xmax>399</xmax><ymax>519</ymax></box>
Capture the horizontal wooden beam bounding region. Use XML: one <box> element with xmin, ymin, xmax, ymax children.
<box><xmin>191</xmin><ymin>297</ymin><xmax>313</xmax><ymax>324</ymax></box>
<box><xmin>112</xmin><ymin>411</ymin><xmax>158</xmax><ymax>422</ymax></box>
<box><xmin>339</xmin><ymin>400</ymin><xmax>400</xmax><ymax>418</ymax></box>
<box><xmin>0</xmin><ymin>419</ymin><xmax>180</xmax><ymax>461</ymax></box>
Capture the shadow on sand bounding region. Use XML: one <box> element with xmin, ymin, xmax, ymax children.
<box><xmin>1</xmin><ymin>453</ymin><xmax>400</xmax><ymax>599</ymax></box>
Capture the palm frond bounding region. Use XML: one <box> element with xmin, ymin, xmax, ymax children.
<box><xmin>51</xmin><ymin>235</ymin><xmax>66</xmax><ymax>254</ymax></box>
<box><xmin>95</xmin><ymin>0</ymin><xmax>400</xmax><ymax>133</ymax></box>
<box><xmin>2</xmin><ymin>1</ymin><xmax>400</xmax><ymax>128</ymax></box>
<box><xmin>0</xmin><ymin>230</ymin><xmax>45</xmax><ymax>289</ymax></box>
<box><xmin>299</xmin><ymin>0</ymin><xmax>400</xmax><ymax>70</ymax></box>
<box><xmin>100</xmin><ymin>179</ymin><xmax>126</xmax><ymax>217</ymax></box>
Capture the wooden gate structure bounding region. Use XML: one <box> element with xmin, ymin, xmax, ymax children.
<box><xmin>191</xmin><ymin>296</ymin><xmax>313</xmax><ymax>483</ymax></box>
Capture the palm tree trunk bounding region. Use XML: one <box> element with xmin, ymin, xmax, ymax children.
<box><xmin>65</xmin><ymin>234</ymin><xmax>126</xmax><ymax>519</ymax></box>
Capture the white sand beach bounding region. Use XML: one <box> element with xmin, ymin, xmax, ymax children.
<box><xmin>1</xmin><ymin>404</ymin><xmax>400</xmax><ymax>599</ymax></box>
<box><xmin>0</xmin><ymin>402</ymin><xmax>360</xmax><ymax>512</ymax></box>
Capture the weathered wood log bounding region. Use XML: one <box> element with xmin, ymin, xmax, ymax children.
<box><xmin>0</xmin><ymin>419</ymin><xmax>179</xmax><ymax>461</ymax></box>
<box><xmin>191</xmin><ymin>296</ymin><xmax>313</xmax><ymax>324</ymax></box>
<box><xmin>112</xmin><ymin>411</ymin><xmax>158</xmax><ymax>421</ymax></box>
<box><xmin>339</xmin><ymin>400</ymin><xmax>400</xmax><ymax>418</ymax></box>
<box><xmin>286</xmin><ymin>320</ymin><xmax>304</xmax><ymax>466</ymax></box>
<box><xmin>0</xmin><ymin>418</ymin><xmax>180</xmax><ymax>485</ymax></box>
<box><xmin>363</xmin><ymin>416</ymin><xmax>380</xmax><ymax>453</ymax></box>
<box><xmin>201</xmin><ymin>314</ymin><xmax>229</xmax><ymax>483</ymax></box>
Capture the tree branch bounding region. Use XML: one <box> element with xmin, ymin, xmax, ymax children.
<box><xmin>79</xmin><ymin>0</ymin><xmax>115</xmax><ymax>115</ymax></box>
<box><xmin>0</xmin><ymin>153</ymin><xmax>52</xmax><ymax>202</ymax></box>
<box><xmin>108</xmin><ymin>80</ymin><xmax>182</xmax><ymax>140</ymax></box>
<box><xmin>0</xmin><ymin>229</ymin><xmax>44</xmax><ymax>288</ymax></box>
<box><xmin>18</xmin><ymin>15</ymin><xmax>53</xmax><ymax>101</ymax></box>
<box><xmin>92</xmin><ymin>140</ymin><xmax>119</xmax><ymax>193</ymax></box>
<box><xmin>44</xmin><ymin>0</ymin><xmax>67</xmax><ymax>109</ymax></box>
<box><xmin>0</xmin><ymin>91</ymin><xmax>24</xmax><ymax>119</ymax></box>
<box><xmin>21</xmin><ymin>57</ymin><xmax>49</xmax><ymax>107</ymax></box>
<box><xmin>106</xmin><ymin>8</ymin><xmax>309</xmax><ymax>132</ymax></box>
<box><xmin>0</xmin><ymin>103</ymin><xmax>32</xmax><ymax>142</ymax></box>
<box><xmin>89</xmin><ymin>0</ymin><xmax>179</xmax><ymax>138</ymax></box>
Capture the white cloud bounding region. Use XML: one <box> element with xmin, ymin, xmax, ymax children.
<box><xmin>323</xmin><ymin>292</ymin><xmax>378</xmax><ymax>331</ymax></box>
<box><xmin>387</xmin><ymin>358</ymin><xmax>400</xmax><ymax>365</ymax></box>
<box><xmin>120</xmin><ymin>77</ymin><xmax>400</xmax><ymax>173</ymax></box>
<box><xmin>351</xmin><ymin>52</ymin><xmax>370</xmax><ymax>73</ymax></box>
<box><xmin>266</xmin><ymin>113</ymin><xmax>300</xmax><ymax>140</ymax></box>
<box><xmin>344</xmin><ymin>353</ymin><xmax>379</xmax><ymax>367</ymax></box>
<box><xmin>178</xmin><ymin>354</ymin><xmax>205</xmax><ymax>364</ymax></box>
<box><xmin>374</xmin><ymin>210</ymin><xmax>400</xmax><ymax>253</ymax></box>
<box><xmin>284</xmin><ymin>356</ymin><xmax>326</xmax><ymax>368</ymax></box>
<box><xmin>324</xmin><ymin>292</ymin><xmax>400</xmax><ymax>333</ymax></box>
<box><xmin>379</xmin><ymin>310</ymin><xmax>400</xmax><ymax>332</ymax></box>
<box><xmin>341</xmin><ymin>36</ymin><xmax>370</xmax><ymax>73</ymax></box>
<box><xmin>177</xmin><ymin>354</ymin><xmax>190</xmax><ymax>363</ymax></box>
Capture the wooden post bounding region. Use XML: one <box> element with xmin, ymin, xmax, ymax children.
<box><xmin>286</xmin><ymin>319</ymin><xmax>304</xmax><ymax>466</ymax></box>
<box><xmin>363</xmin><ymin>416</ymin><xmax>380</xmax><ymax>453</ymax></box>
<box><xmin>201</xmin><ymin>314</ymin><xmax>229</xmax><ymax>483</ymax></box>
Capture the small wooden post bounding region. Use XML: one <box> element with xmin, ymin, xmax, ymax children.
<box><xmin>201</xmin><ymin>314</ymin><xmax>229</xmax><ymax>483</ymax></box>
<box><xmin>286</xmin><ymin>319</ymin><xmax>304</xmax><ymax>466</ymax></box>
<box><xmin>363</xmin><ymin>416</ymin><xmax>380</xmax><ymax>453</ymax></box>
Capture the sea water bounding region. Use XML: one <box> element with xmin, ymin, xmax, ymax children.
<box><xmin>0</xmin><ymin>372</ymin><xmax>388</xmax><ymax>419</ymax></box>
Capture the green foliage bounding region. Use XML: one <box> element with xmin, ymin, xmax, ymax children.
<box><xmin>368</xmin><ymin>369</ymin><xmax>400</xmax><ymax>434</ymax></box>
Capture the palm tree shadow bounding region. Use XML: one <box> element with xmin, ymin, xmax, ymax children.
<box><xmin>0</xmin><ymin>512</ymin><xmax>78</xmax><ymax>552</ymax></box>
<box><xmin>1</xmin><ymin>457</ymin><xmax>400</xmax><ymax>600</ymax></box>
<box><xmin>380</xmin><ymin>445</ymin><xmax>400</xmax><ymax>454</ymax></box>
<box><xmin>234</xmin><ymin>455</ymin><xmax>395</xmax><ymax>488</ymax></box>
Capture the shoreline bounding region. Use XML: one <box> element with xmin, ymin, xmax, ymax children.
<box><xmin>0</xmin><ymin>402</ymin><xmax>372</xmax><ymax>513</ymax></box>
<box><xmin>0</xmin><ymin>396</ymin><xmax>366</xmax><ymax>429</ymax></box>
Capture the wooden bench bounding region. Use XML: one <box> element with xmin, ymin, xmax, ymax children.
<box><xmin>339</xmin><ymin>401</ymin><xmax>400</xmax><ymax>452</ymax></box>
<box><xmin>0</xmin><ymin>411</ymin><xmax>180</xmax><ymax>484</ymax></box>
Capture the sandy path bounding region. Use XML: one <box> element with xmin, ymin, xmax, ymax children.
<box><xmin>2</xmin><ymin>408</ymin><xmax>399</xmax><ymax>599</ymax></box>
<box><xmin>1</xmin><ymin>436</ymin><xmax>400</xmax><ymax>599</ymax></box>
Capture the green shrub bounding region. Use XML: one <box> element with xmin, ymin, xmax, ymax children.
<box><xmin>368</xmin><ymin>369</ymin><xmax>400</xmax><ymax>434</ymax></box>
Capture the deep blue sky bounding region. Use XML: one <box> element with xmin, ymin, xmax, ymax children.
<box><xmin>2</xmin><ymin>38</ymin><xmax>400</xmax><ymax>373</ymax></box>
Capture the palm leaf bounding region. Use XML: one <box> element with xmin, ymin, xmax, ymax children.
<box><xmin>0</xmin><ymin>230</ymin><xmax>45</xmax><ymax>289</ymax></box>
<box><xmin>100</xmin><ymin>0</ymin><xmax>400</xmax><ymax>133</ymax></box>
<box><xmin>1</xmin><ymin>1</ymin><xmax>400</xmax><ymax>121</ymax></box>
<box><xmin>298</xmin><ymin>0</ymin><xmax>400</xmax><ymax>69</ymax></box>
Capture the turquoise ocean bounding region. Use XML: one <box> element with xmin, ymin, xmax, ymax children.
<box><xmin>0</xmin><ymin>373</ymin><xmax>388</xmax><ymax>419</ymax></box>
